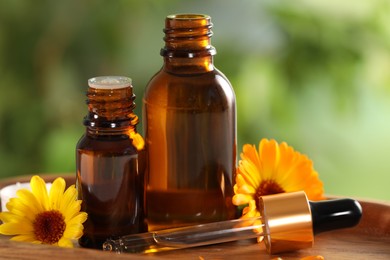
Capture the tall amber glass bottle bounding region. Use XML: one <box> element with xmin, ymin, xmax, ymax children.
<box><xmin>76</xmin><ymin>76</ymin><xmax>147</xmax><ymax>248</ymax></box>
<box><xmin>143</xmin><ymin>14</ymin><xmax>236</xmax><ymax>231</ymax></box>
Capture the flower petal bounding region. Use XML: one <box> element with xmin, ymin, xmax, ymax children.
<box><xmin>241</xmin><ymin>144</ymin><xmax>260</xmax><ymax>167</ymax></box>
<box><xmin>30</xmin><ymin>175</ymin><xmax>50</xmax><ymax>211</ymax></box>
<box><xmin>67</xmin><ymin>212</ymin><xmax>88</xmax><ymax>226</ymax></box>
<box><xmin>0</xmin><ymin>221</ymin><xmax>33</xmax><ymax>235</ymax></box>
<box><xmin>63</xmin><ymin>200</ymin><xmax>82</xmax><ymax>222</ymax></box>
<box><xmin>238</xmin><ymin>159</ymin><xmax>261</xmax><ymax>189</ymax></box>
<box><xmin>232</xmin><ymin>194</ymin><xmax>252</xmax><ymax>206</ymax></box>
<box><xmin>129</xmin><ymin>131</ymin><xmax>145</xmax><ymax>151</ymax></box>
<box><xmin>49</xmin><ymin>177</ymin><xmax>66</xmax><ymax>210</ymax></box>
<box><xmin>16</xmin><ymin>188</ymin><xmax>43</xmax><ymax>214</ymax></box>
<box><xmin>242</xmin><ymin>200</ymin><xmax>260</xmax><ymax>218</ymax></box>
<box><xmin>10</xmin><ymin>234</ymin><xmax>37</xmax><ymax>243</ymax></box>
<box><xmin>57</xmin><ymin>237</ymin><xmax>74</xmax><ymax>248</ymax></box>
<box><xmin>64</xmin><ymin>223</ymin><xmax>84</xmax><ymax>239</ymax></box>
<box><xmin>5</xmin><ymin>198</ymin><xmax>37</xmax><ymax>222</ymax></box>
<box><xmin>59</xmin><ymin>185</ymin><xmax>78</xmax><ymax>214</ymax></box>
<box><xmin>259</xmin><ymin>139</ymin><xmax>280</xmax><ymax>180</ymax></box>
<box><xmin>0</xmin><ymin>211</ymin><xmax>21</xmax><ymax>223</ymax></box>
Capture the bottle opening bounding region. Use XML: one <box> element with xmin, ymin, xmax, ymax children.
<box><xmin>165</xmin><ymin>14</ymin><xmax>211</xmax><ymax>29</ymax></box>
<box><xmin>166</xmin><ymin>14</ymin><xmax>210</xmax><ymax>20</ymax></box>
<box><xmin>88</xmin><ymin>76</ymin><xmax>132</xmax><ymax>90</ymax></box>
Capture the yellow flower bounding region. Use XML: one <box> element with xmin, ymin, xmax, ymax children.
<box><xmin>233</xmin><ymin>138</ymin><xmax>324</xmax><ymax>219</ymax></box>
<box><xmin>0</xmin><ymin>175</ymin><xmax>87</xmax><ymax>248</ymax></box>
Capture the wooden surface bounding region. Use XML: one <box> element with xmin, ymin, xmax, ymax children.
<box><xmin>0</xmin><ymin>174</ymin><xmax>389</xmax><ymax>260</ymax></box>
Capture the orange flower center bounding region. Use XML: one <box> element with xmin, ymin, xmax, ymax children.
<box><xmin>255</xmin><ymin>180</ymin><xmax>285</xmax><ymax>206</ymax></box>
<box><xmin>33</xmin><ymin>210</ymin><xmax>66</xmax><ymax>244</ymax></box>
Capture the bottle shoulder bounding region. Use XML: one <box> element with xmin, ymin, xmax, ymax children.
<box><xmin>76</xmin><ymin>133</ymin><xmax>138</xmax><ymax>155</ymax></box>
<box><xmin>143</xmin><ymin>68</ymin><xmax>235</xmax><ymax>110</ymax></box>
<box><xmin>145</xmin><ymin>68</ymin><xmax>234</xmax><ymax>95</ymax></box>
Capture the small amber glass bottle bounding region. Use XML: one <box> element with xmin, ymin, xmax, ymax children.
<box><xmin>143</xmin><ymin>14</ymin><xmax>236</xmax><ymax>231</ymax></box>
<box><xmin>76</xmin><ymin>76</ymin><xmax>147</xmax><ymax>249</ymax></box>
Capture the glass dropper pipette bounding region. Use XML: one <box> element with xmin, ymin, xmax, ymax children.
<box><xmin>104</xmin><ymin>216</ymin><xmax>264</xmax><ymax>254</ymax></box>
<box><xmin>103</xmin><ymin>191</ymin><xmax>362</xmax><ymax>255</ymax></box>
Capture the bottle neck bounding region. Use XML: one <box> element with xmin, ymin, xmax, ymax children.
<box><xmin>161</xmin><ymin>14</ymin><xmax>216</xmax><ymax>74</ymax></box>
<box><xmin>83</xmin><ymin>77</ymin><xmax>138</xmax><ymax>137</ymax></box>
<box><xmin>86</xmin><ymin>125</ymin><xmax>136</xmax><ymax>137</ymax></box>
<box><xmin>162</xmin><ymin>56</ymin><xmax>214</xmax><ymax>74</ymax></box>
<box><xmin>85</xmin><ymin>115</ymin><xmax>138</xmax><ymax>138</ymax></box>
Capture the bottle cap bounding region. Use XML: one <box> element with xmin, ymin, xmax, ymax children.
<box><xmin>258</xmin><ymin>191</ymin><xmax>363</xmax><ymax>254</ymax></box>
<box><xmin>258</xmin><ymin>191</ymin><xmax>314</xmax><ymax>254</ymax></box>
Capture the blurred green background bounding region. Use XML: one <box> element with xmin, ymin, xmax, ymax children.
<box><xmin>0</xmin><ymin>0</ymin><xmax>389</xmax><ymax>200</ymax></box>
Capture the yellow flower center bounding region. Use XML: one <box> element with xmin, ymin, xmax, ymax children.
<box><xmin>33</xmin><ymin>210</ymin><xmax>66</xmax><ymax>244</ymax></box>
<box><xmin>255</xmin><ymin>180</ymin><xmax>285</xmax><ymax>206</ymax></box>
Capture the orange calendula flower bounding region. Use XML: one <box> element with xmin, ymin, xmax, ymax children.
<box><xmin>233</xmin><ymin>138</ymin><xmax>324</xmax><ymax>219</ymax></box>
<box><xmin>0</xmin><ymin>175</ymin><xmax>87</xmax><ymax>248</ymax></box>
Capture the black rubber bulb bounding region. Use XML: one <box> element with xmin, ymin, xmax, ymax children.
<box><xmin>309</xmin><ymin>198</ymin><xmax>363</xmax><ymax>235</ymax></box>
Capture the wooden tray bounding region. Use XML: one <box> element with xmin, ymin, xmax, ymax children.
<box><xmin>0</xmin><ymin>174</ymin><xmax>389</xmax><ymax>259</ymax></box>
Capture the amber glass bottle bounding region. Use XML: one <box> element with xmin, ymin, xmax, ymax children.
<box><xmin>143</xmin><ymin>14</ymin><xmax>236</xmax><ymax>231</ymax></box>
<box><xmin>76</xmin><ymin>76</ymin><xmax>147</xmax><ymax>249</ymax></box>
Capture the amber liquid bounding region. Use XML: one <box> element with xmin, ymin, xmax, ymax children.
<box><xmin>143</xmin><ymin>69</ymin><xmax>236</xmax><ymax>231</ymax></box>
<box><xmin>76</xmin><ymin>134</ymin><xmax>147</xmax><ymax>248</ymax></box>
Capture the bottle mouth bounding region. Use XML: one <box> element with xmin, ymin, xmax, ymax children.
<box><xmin>88</xmin><ymin>76</ymin><xmax>132</xmax><ymax>90</ymax></box>
<box><xmin>164</xmin><ymin>13</ymin><xmax>212</xmax><ymax>32</ymax></box>
<box><xmin>166</xmin><ymin>14</ymin><xmax>210</xmax><ymax>21</ymax></box>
